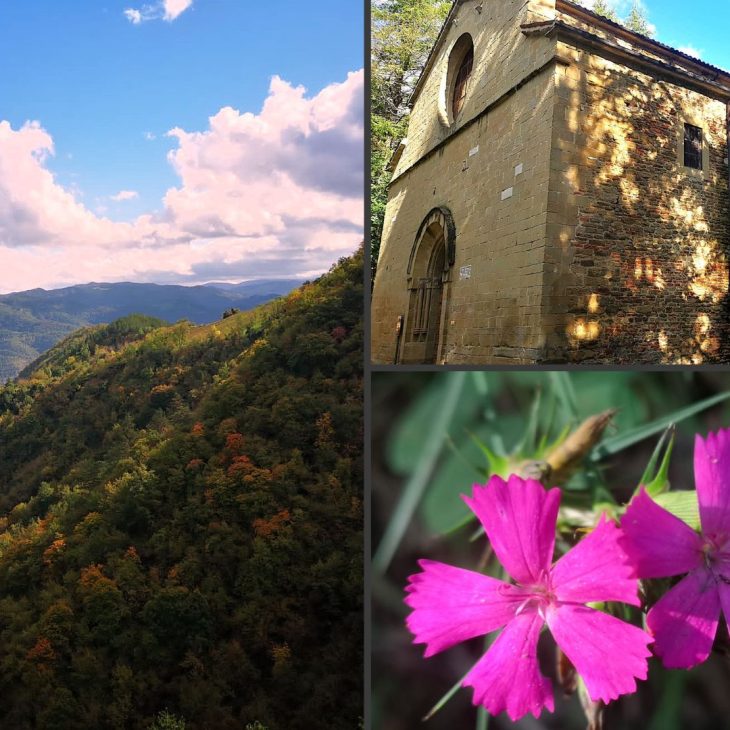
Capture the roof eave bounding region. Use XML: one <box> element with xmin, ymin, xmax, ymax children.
<box><xmin>557</xmin><ymin>0</ymin><xmax>730</xmax><ymax>83</ymax></box>
<box><xmin>528</xmin><ymin>20</ymin><xmax>730</xmax><ymax>101</ymax></box>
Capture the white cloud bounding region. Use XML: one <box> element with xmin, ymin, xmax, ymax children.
<box><xmin>678</xmin><ymin>45</ymin><xmax>703</xmax><ymax>59</ymax></box>
<box><xmin>110</xmin><ymin>190</ymin><xmax>139</xmax><ymax>202</ymax></box>
<box><xmin>123</xmin><ymin>8</ymin><xmax>143</xmax><ymax>24</ymax></box>
<box><xmin>124</xmin><ymin>0</ymin><xmax>192</xmax><ymax>24</ymax></box>
<box><xmin>143</xmin><ymin>131</ymin><xmax>156</xmax><ymax>141</ymax></box>
<box><xmin>163</xmin><ymin>0</ymin><xmax>193</xmax><ymax>21</ymax></box>
<box><xmin>0</xmin><ymin>70</ymin><xmax>364</xmax><ymax>291</ymax></box>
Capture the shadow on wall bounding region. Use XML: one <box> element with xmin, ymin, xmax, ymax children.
<box><xmin>556</xmin><ymin>51</ymin><xmax>730</xmax><ymax>364</ymax></box>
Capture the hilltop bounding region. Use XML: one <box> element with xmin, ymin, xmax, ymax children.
<box><xmin>0</xmin><ymin>279</ymin><xmax>303</xmax><ymax>382</ymax></box>
<box><xmin>0</xmin><ymin>250</ymin><xmax>363</xmax><ymax>729</ymax></box>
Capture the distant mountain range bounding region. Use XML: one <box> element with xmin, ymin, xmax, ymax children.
<box><xmin>0</xmin><ymin>278</ymin><xmax>303</xmax><ymax>381</ymax></box>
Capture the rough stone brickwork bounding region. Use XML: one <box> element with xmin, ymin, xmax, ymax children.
<box><xmin>545</xmin><ymin>41</ymin><xmax>730</xmax><ymax>364</ymax></box>
<box><xmin>371</xmin><ymin>0</ymin><xmax>730</xmax><ymax>365</ymax></box>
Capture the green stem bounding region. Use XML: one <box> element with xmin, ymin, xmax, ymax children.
<box><xmin>373</xmin><ymin>373</ymin><xmax>467</xmax><ymax>575</ymax></box>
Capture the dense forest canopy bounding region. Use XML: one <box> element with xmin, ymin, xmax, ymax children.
<box><xmin>0</xmin><ymin>249</ymin><xmax>363</xmax><ymax>729</ymax></box>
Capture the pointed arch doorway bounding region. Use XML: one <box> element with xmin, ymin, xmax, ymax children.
<box><xmin>401</xmin><ymin>207</ymin><xmax>456</xmax><ymax>364</ymax></box>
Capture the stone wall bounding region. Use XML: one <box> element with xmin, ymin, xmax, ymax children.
<box><xmin>371</xmin><ymin>0</ymin><xmax>559</xmax><ymax>364</ymax></box>
<box><xmin>543</xmin><ymin>41</ymin><xmax>730</xmax><ymax>364</ymax></box>
<box><xmin>371</xmin><ymin>65</ymin><xmax>557</xmax><ymax>364</ymax></box>
<box><xmin>393</xmin><ymin>0</ymin><xmax>555</xmax><ymax>178</ymax></box>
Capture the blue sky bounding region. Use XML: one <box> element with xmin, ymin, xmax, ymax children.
<box><xmin>589</xmin><ymin>0</ymin><xmax>730</xmax><ymax>70</ymax></box>
<box><xmin>0</xmin><ymin>0</ymin><xmax>363</xmax><ymax>291</ymax></box>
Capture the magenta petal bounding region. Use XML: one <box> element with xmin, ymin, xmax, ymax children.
<box><xmin>620</xmin><ymin>487</ymin><xmax>703</xmax><ymax>578</ymax></box>
<box><xmin>695</xmin><ymin>428</ymin><xmax>730</xmax><ymax>538</ymax></box>
<box><xmin>647</xmin><ymin>567</ymin><xmax>721</xmax><ymax>669</ymax></box>
<box><xmin>552</xmin><ymin>514</ymin><xmax>640</xmax><ymax>606</ymax></box>
<box><xmin>463</xmin><ymin>475</ymin><xmax>560</xmax><ymax>585</ymax></box>
<box><xmin>463</xmin><ymin>610</ymin><xmax>553</xmax><ymax>721</ymax></box>
<box><xmin>404</xmin><ymin>560</ymin><xmax>521</xmax><ymax>657</ymax></box>
<box><xmin>547</xmin><ymin>604</ymin><xmax>652</xmax><ymax>704</ymax></box>
<box><xmin>716</xmin><ymin>580</ymin><xmax>730</xmax><ymax>635</ymax></box>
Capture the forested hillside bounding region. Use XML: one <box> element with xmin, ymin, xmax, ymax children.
<box><xmin>0</xmin><ymin>250</ymin><xmax>363</xmax><ymax>730</ymax></box>
<box><xmin>0</xmin><ymin>279</ymin><xmax>302</xmax><ymax>382</ymax></box>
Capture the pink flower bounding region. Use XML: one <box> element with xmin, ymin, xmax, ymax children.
<box><xmin>405</xmin><ymin>475</ymin><xmax>652</xmax><ymax>721</ymax></box>
<box><xmin>621</xmin><ymin>427</ymin><xmax>730</xmax><ymax>669</ymax></box>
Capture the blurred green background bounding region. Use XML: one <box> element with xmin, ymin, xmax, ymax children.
<box><xmin>372</xmin><ymin>370</ymin><xmax>730</xmax><ymax>730</ymax></box>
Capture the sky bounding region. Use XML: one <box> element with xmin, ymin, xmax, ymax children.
<box><xmin>0</xmin><ymin>0</ymin><xmax>363</xmax><ymax>292</ymax></box>
<box><xmin>581</xmin><ymin>0</ymin><xmax>730</xmax><ymax>69</ymax></box>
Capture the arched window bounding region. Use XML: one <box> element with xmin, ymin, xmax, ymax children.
<box><xmin>444</xmin><ymin>34</ymin><xmax>474</xmax><ymax>123</ymax></box>
<box><xmin>451</xmin><ymin>46</ymin><xmax>473</xmax><ymax>118</ymax></box>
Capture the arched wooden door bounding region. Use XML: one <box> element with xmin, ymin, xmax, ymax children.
<box><xmin>410</xmin><ymin>241</ymin><xmax>445</xmax><ymax>364</ymax></box>
<box><xmin>403</xmin><ymin>208</ymin><xmax>455</xmax><ymax>364</ymax></box>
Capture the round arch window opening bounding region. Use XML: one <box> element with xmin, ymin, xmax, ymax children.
<box><xmin>451</xmin><ymin>45</ymin><xmax>473</xmax><ymax>119</ymax></box>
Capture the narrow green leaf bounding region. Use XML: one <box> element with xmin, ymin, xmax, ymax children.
<box><xmin>468</xmin><ymin>430</ymin><xmax>510</xmax><ymax>476</ymax></box>
<box><xmin>476</xmin><ymin>706</ymin><xmax>489</xmax><ymax>730</ymax></box>
<box><xmin>548</xmin><ymin>372</ymin><xmax>579</xmax><ymax>422</ymax></box>
<box><xmin>517</xmin><ymin>388</ymin><xmax>541</xmax><ymax>455</ymax></box>
<box><xmin>374</xmin><ymin>373</ymin><xmax>467</xmax><ymax>575</ymax></box>
<box><xmin>644</xmin><ymin>430</ymin><xmax>675</xmax><ymax>497</ymax></box>
<box><xmin>470</xmin><ymin>371</ymin><xmax>497</xmax><ymax>421</ymax></box>
<box><xmin>637</xmin><ymin>426</ymin><xmax>673</xmax><ymax>491</ymax></box>
<box><xmin>593</xmin><ymin>392</ymin><xmax>730</xmax><ymax>459</ymax></box>
<box><xmin>648</xmin><ymin>670</ymin><xmax>685</xmax><ymax>730</ymax></box>
<box><xmin>422</xmin><ymin>669</ymin><xmax>470</xmax><ymax>721</ymax></box>
<box><xmin>421</xmin><ymin>424</ymin><xmax>517</xmax><ymax>536</ymax></box>
<box><xmin>654</xmin><ymin>491</ymin><xmax>700</xmax><ymax>530</ymax></box>
<box><xmin>444</xmin><ymin>434</ymin><xmax>488</xmax><ymax>480</ymax></box>
<box><xmin>442</xmin><ymin>510</ymin><xmax>477</xmax><ymax>536</ymax></box>
<box><xmin>471</xmin><ymin>371</ymin><xmax>489</xmax><ymax>396</ymax></box>
<box><xmin>386</xmin><ymin>378</ymin><xmax>446</xmax><ymax>476</ymax></box>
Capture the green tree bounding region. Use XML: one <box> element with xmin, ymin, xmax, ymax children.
<box><xmin>625</xmin><ymin>0</ymin><xmax>653</xmax><ymax>36</ymax></box>
<box><xmin>578</xmin><ymin>0</ymin><xmax>653</xmax><ymax>37</ymax></box>
<box><xmin>151</xmin><ymin>710</ymin><xmax>186</xmax><ymax>730</ymax></box>
<box><xmin>591</xmin><ymin>0</ymin><xmax>618</xmax><ymax>21</ymax></box>
<box><xmin>371</xmin><ymin>0</ymin><xmax>450</xmax><ymax>272</ymax></box>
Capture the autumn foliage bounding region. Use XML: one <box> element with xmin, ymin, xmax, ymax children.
<box><xmin>0</xmin><ymin>249</ymin><xmax>363</xmax><ymax>729</ymax></box>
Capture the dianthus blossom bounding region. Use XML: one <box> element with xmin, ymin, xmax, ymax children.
<box><xmin>405</xmin><ymin>475</ymin><xmax>652</xmax><ymax>721</ymax></box>
<box><xmin>621</xmin><ymin>427</ymin><xmax>730</xmax><ymax>668</ymax></box>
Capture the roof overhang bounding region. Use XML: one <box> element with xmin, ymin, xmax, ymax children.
<box><xmin>557</xmin><ymin>0</ymin><xmax>730</xmax><ymax>84</ymax></box>
<box><xmin>522</xmin><ymin>18</ymin><xmax>730</xmax><ymax>102</ymax></box>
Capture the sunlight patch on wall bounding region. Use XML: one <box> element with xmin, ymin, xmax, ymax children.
<box><xmin>687</xmin><ymin>240</ymin><xmax>728</xmax><ymax>304</ymax></box>
<box><xmin>568</xmin><ymin>317</ymin><xmax>600</xmax><ymax>344</ymax></box>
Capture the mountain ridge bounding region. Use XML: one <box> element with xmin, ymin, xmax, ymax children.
<box><xmin>0</xmin><ymin>279</ymin><xmax>303</xmax><ymax>382</ymax></box>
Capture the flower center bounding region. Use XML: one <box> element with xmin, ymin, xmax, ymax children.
<box><xmin>511</xmin><ymin>574</ymin><xmax>557</xmax><ymax>619</ymax></box>
<box><xmin>702</xmin><ymin>535</ymin><xmax>730</xmax><ymax>575</ymax></box>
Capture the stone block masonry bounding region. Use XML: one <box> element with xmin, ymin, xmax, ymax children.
<box><xmin>371</xmin><ymin>0</ymin><xmax>730</xmax><ymax>364</ymax></box>
<box><xmin>545</xmin><ymin>46</ymin><xmax>730</xmax><ymax>364</ymax></box>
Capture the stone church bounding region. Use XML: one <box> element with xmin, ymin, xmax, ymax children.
<box><xmin>370</xmin><ymin>0</ymin><xmax>730</xmax><ymax>364</ymax></box>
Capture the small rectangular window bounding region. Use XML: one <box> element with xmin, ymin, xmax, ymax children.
<box><xmin>684</xmin><ymin>123</ymin><xmax>703</xmax><ymax>170</ymax></box>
